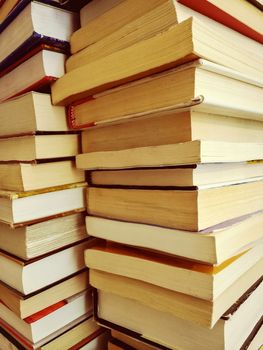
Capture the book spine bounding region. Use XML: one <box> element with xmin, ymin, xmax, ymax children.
<box><xmin>67</xmin><ymin>96</ymin><xmax>96</xmax><ymax>129</ymax></box>
<box><xmin>0</xmin><ymin>32</ymin><xmax>69</xmax><ymax>73</ymax></box>
<box><xmin>177</xmin><ymin>0</ymin><xmax>263</xmax><ymax>44</ymax></box>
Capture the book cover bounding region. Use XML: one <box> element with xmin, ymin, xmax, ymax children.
<box><xmin>177</xmin><ymin>0</ymin><xmax>263</xmax><ymax>44</ymax></box>
<box><xmin>0</xmin><ymin>0</ymin><xmax>77</xmax><ymax>71</ymax></box>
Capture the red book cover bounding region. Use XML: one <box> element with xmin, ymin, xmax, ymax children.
<box><xmin>177</xmin><ymin>0</ymin><xmax>263</xmax><ymax>44</ymax></box>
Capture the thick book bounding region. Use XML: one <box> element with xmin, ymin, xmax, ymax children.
<box><xmin>0</xmin><ymin>212</ymin><xmax>87</xmax><ymax>260</ymax></box>
<box><xmin>67</xmin><ymin>60</ymin><xmax>263</xmax><ymax>129</ymax></box>
<box><xmin>80</xmin><ymin>0</ymin><xmax>124</xmax><ymax>27</ymax></box>
<box><xmin>85</xmin><ymin>211</ymin><xmax>263</xmax><ymax>265</ymax></box>
<box><xmin>0</xmin><ymin>48</ymin><xmax>66</xmax><ymax>102</ymax></box>
<box><xmin>70</xmin><ymin>0</ymin><xmax>175</xmax><ymax>55</ymax></box>
<box><xmin>0</xmin><ymin>270</ymin><xmax>89</xmax><ymax>318</ymax></box>
<box><xmin>80</xmin><ymin>110</ymin><xmax>263</xmax><ymax>154</ymax></box>
<box><xmin>86</xmin><ymin>181</ymin><xmax>263</xmax><ymax>231</ymax></box>
<box><xmin>0</xmin><ymin>315</ymin><xmax>106</xmax><ymax>350</ymax></box>
<box><xmin>90</xmin><ymin>266</ymin><xmax>263</xmax><ymax>328</ymax></box>
<box><xmin>109</xmin><ymin>329</ymin><xmax>161</xmax><ymax>350</ymax></box>
<box><xmin>0</xmin><ymin>182</ymin><xmax>86</xmax><ymax>226</ymax></box>
<box><xmin>95</xmin><ymin>281</ymin><xmax>263</xmax><ymax>350</ymax></box>
<box><xmin>51</xmin><ymin>15</ymin><xmax>263</xmax><ymax>105</ymax></box>
<box><xmin>0</xmin><ymin>134</ymin><xmax>79</xmax><ymax>162</ymax></box>
<box><xmin>0</xmin><ymin>160</ymin><xmax>85</xmax><ymax>192</ymax></box>
<box><xmin>0</xmin><ymin>92</ymin><xmax>69</xmax><ymax>137</ymax></box>
<box><xmin>39</xmin><ymin>316</ymin><xmax>107</xmax><ymax>350</ymax></box>
<box><xmin>0</xmin><ymin>238</ymin><xmax>94</xmax><ymax>294</ymax></box>
<box><xmin>0</xmin><ymin>0</ymin><xmax>89</xmax><ymax>24</ymax></box>
<box><xmin>0</xmin><ymin>0</ymin><xmax>79</xmax><ymax>71</ymax></box>
<box><xmin>0</xmin><ymin>291</ymin><xmax>92</xmax><ymax>344</ymax></box>
<box><xmin>85</xmin><ymin>242</ymin><xmax>263</xmax><ymax>301</ymax></box>
<box><xmin>177</xmin><ymin>0</ymin><xmax>263</xmax><ymax>43</ymax></box>
<box><xmin>76</xmin><ymin>140</ymin><xmax>263</xmax><ymax>171</ymax></box>
<box><xmin>89</xmin><ymin>162</ymin><xmax>263</xmax><ymax>188</ymax></box>
<box><xmin>68</xmin><ymin>0</ymin><xmax>263</xmax><ymax>71</ymax></box>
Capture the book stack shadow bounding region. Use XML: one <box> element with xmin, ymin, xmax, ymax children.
<box><xmin>50</xmin><ymin>0</ymin><xmax>263</xmax><ymax>349</ymax></box>
<box><xmin>0</xmin><ymin>1</ymin><xmax>107</xmax><ymax>349</ymax></box>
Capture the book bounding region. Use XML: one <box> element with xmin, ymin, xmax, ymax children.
<box><xmin>0</xmin><ymin>238</ymin><xmax>94</xmax><ymax>294</ymax></box>
<box><xmin>51</xmin><ymin>12</ymin><xmax>263</xmax><ymax>105</ymax></box>
<box><xmin>0</xmin><ymin>92</ymin><xmax>69</xmax><ymax>137</ymax></box>
<box><xmin>0</xmin><ymin>0</ymin><xmax>89</xmax><ymax>24</ymax></box>
<box><xmin>85</xmin><ymin>211</ymin><xmax>263</xmax><ymax>265</ymax></box>
<box><xmin>0</xmin><ymin>270</ymin><xmax>89</xmax><ymax>318</ymax></box>
<box><xmin>70</xmin><ymin>0</ymin><xmax>175</xmax><ymax>55</ymax></box>
<box><xmin>68</xmin><ymin>0</ymin><xmax>263</xmax><ymax>71</ymax></box>
<box><xmin>0</xmin><ymin>48</ymin><xmax>66</xmax><ymax>102</ymax></box>
<box><xmin>0</xmin><ymin>332</ymin><xmax>18</xmax><ymax>350</ymax></box>
<box><xmin>39</xmin><ymin>316</ymin><xmax>107</xmax><ymax>350</ymax></box>
<box><xmin>0</xmin><ymin>0</ymin><xmax>17</xmax><ymax>23</ymax></box>
<box><xmin>95</xmin><ymin>281</ymin><xmax>263</xmax><ymax>350</ymax></box>
<box><xmin>246</xmin><ymin>324</ymin><xmax>263</xmax><ymax>350</ymax></box>
<box><xmin>0</xmin><ymin>212</ymin><xmax>87</xmax><ymax>260</ymax></box>
<box><xmin>0</xmin><ymin>291</ymin><xmax>92</xmax><ymax>344</ymax></box>
<box><xmin>85</xmin><ymin>242</ymin><xmax>263</xmax><ymax>301</ymax></box>
<box><xmin>80</xmin><ymin>110</ymin><xmax>263</xmax><ymax>154</ymax></box>
<box><xmin>86</xmin><ymin>181</ymin><xmax>263</xmax><ymax>231</ymax></box>
<box><xmin>80</xmin><ymin>0</ymin><xmax>124</xmax><ymax>27</ymax></box>
<box><xmin>89</xmin><ymin>162</ymin><xmax>263</xmax><ymax>188</ymax></box>
<box><xmin>0</xmin><ymin>182</ymin><xmax>86</xmax><ymax>226</ymax></box>
<box><xmin>0</xmin><ymin>134</ymin><xmax>79</xmax><ymax>162</ymax></box>
<box><xmin>0</xmin><ymin>0</ymin><xmax>78</xmax><ymax>71</ymax></box>
<box><xmin>76</xmin><ymin>140</ymin><xmax>263</xmax><ymax>171</ymax></box>
<box><xmin>0</xmin><ymin>314</ymin><xmax>89</xmax><ymax>350</ymax></box>
<box><xmin>110</xmin><ymin>330</ymin><xmax>161</xmax><ymax>350</ymax></box>
<box><xmin>177</xmin><ymin>0</ymin><xmax>263</xmax><ymax>43</ymax></box>
<box><xmin>0</xmin><ymin>160</ymin><xmax>85</xmax><ymax>192</ymax></box>
<box><xmin>67</xmin><ymin>60</ymin><xmax>263</xmax><ymax>129</ymax></box>
<box><xmin>90</xmin><ymin>267</ymin><xmax>263</xmax><ymax>328</ymax></box>
<box><xmin>248</xmin><ymin>0</ymin><xmax>263</xmax><ymax>10</ymax></box>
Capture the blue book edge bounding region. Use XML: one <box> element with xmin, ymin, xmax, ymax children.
<box><xmin>0</xmin><ymin>32</ymin><xmax>69</xmax><ymax>73</ymax></box>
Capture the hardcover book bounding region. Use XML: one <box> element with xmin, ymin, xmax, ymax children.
<box><xmin>0</xmin><ymin>0</ymin><xmax>79</xmax><ymax>71</ymax></box>
<box><xmin>177</xmin><ymin>0</ymin><xmax>263</xmax><ymax>43</ymax></box>
<box><xmin>0</xmin><ymin>48</ymin><xmax>66</xmax><ymax>102</ymax></box>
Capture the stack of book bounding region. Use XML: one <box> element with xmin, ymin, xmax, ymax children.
<box><xmin>0</xmin><ymin>1</ymin><xmax>108</xmax><ymax>349</ymax></box>
<box><xmin>51</xmin><ymin>0</ymin><xmax>263</xmax><ymax>349</ymax></box>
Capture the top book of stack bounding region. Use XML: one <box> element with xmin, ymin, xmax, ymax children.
<box><xmin>51</xmin><ymin>0</ymin><xmax>263</xmax><ymax>105</ymax></box>
<box><xmin>0</xmin><ymin>0</ymin><xmax>79</xmax><ymax>72</ymax></box>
